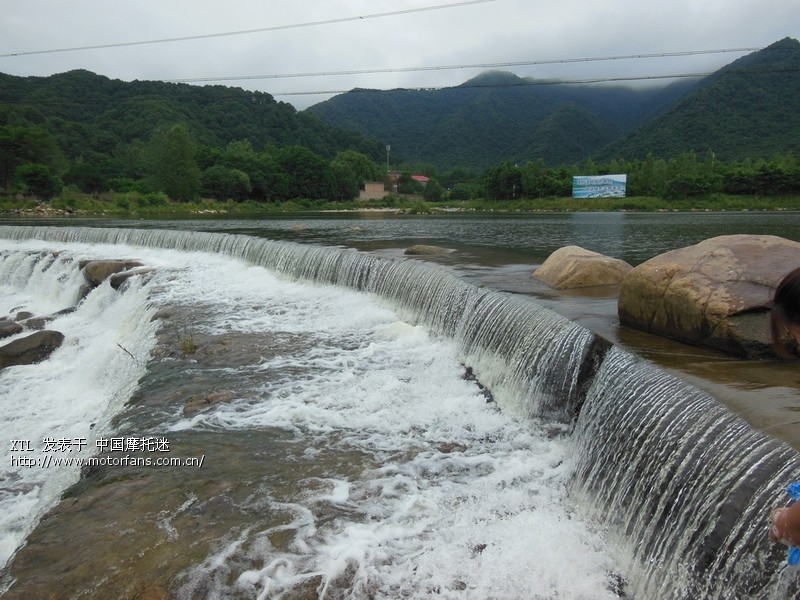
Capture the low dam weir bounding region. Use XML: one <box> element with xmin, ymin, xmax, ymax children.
<box><xmin>0</xmin><ymin>225</ymin><xmax>798</xmax><ymax>599</ymax></box>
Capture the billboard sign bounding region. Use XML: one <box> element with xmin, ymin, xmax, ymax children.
<box><xmin>572</xmin><ymin>174</ymin><xmax>627</xmax><ymax>198</ymax></box>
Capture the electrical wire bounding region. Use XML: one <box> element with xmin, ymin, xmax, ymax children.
<box><xmin>163</xmin><ymin>47</ymin><xmax>764</xmax><ymax>84</ymax></box>
<box><xmin>0</xmin><ymin>0</ymin><xmax>497</xmax><ymax>58</ymax></box>
<box><xmin>268</xmin><ymin>72</ymin><xmax>721</xmax><ymax>97</ymax></box>
<box><xmin>2</xmin><ymin>67</ymin><xmax>795</xmax><ymax>107</ymax></box>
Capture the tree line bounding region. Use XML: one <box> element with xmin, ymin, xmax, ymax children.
<box><xmin>1</xmin><ymin>122</ymin><xmax>383</xmax><ymax>202</ymax></box>
<box><xmin>475</xmin><ymin>151</ymin><xmax>800</xmax><ymax>201</ymax></box>
<box><xmin>3</xmin><ymin>119</ymin><xmax>800</xmax><ymax>204</ymax></box>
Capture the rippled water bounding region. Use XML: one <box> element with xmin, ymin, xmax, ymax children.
<box><xmin>7</xmin><ymin>210</ymin><xmax>800</xmax><ymax>265</ymax></box>
<box><xmin>1</xmin><ymin>214</ymin><xmax>799</xmax><ymax>598</ymax></box>
<box><xmin>0</xmin><ymin>239</ymin><xmax>620</xmax><ymax>599</ymax></box>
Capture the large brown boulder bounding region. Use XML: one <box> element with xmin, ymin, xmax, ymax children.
<box><xmin>533</xmin><ymin>245</ymin><xmax>632</xmax><ymax>289</ymax></box>
<box><xmin>0</xmin><ymin>330</ymin><xmax>65</xmax><ymax>369</ymax></box>
<box><xmin>618</xmin><ymin>234</ymin><xmax>800</xmax><ymax>358</ymax></box>
<box><xmin>81</xmin><ymin>260</ymin><xmax>143</xmax><ymax>287</ymax></box>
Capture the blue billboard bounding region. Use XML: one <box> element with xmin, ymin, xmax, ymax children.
<box><xmin>572</xmin><ymin>174</ymin><xmax>627</xmax><ymax>198</ymax></box>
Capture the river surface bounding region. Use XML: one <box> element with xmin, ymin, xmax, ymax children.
<box><xmin>0</xmin><ymin>211</ymin><xmax>799</xmax><ymax>598</ymax></box>
<box><xmin>6</xmin><ymin>211</ymin><xmax>800</xmax><ymax>447</ymax></box>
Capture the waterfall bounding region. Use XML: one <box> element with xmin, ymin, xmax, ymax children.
<box><xmin>0</xmin><ymin>224</ymin><xmax>797</xmax><ymax>598</ymax></box>
<box><xmin>0</xmin><ymin>241</ymin><xmax>158</xmax><ymax>568</ymax></box>
<box><xmin>571</xmin><ymin>347</ymin><xmax>800</xmax><ymax>599</ymax></box>
<box><xmin>0</xmin><ymin>226</ymin><xmax>597</xmax><ymax>421</ymax></box>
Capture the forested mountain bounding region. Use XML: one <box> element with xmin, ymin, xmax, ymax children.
<box><xmin>0</xmin><ymin>69</ymin><xmax>386</xmax><ymax>201</ymax></box>
<box><xmin>601</xmin><ymin>37</ymin><xmax>800</xmax><ymax>161</ymax></box>
<box><xmin>307</xmin><ymin>38</ymin><xmax>800</xmax><ymax>170</ymax></box>
<box><xmin>1</xmin><ymin>38</ymin><xmax>798</xmax><ymax>203</ymax></box>
<box><xmin>0</xmin><ymin>69</ymin><xmax>384</xmax><ymax>160</ymax></box>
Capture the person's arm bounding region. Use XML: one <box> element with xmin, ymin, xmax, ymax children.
<box><xmin>770</xmin><ymin>502</ymin><xmax>800</xmax><ymax>547</ymax></box>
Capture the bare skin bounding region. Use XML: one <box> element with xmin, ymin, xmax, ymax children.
<box><xmin>770</xmin><ymin>502</ymin><xmax>800</xmax><ymax>548</ymax></box>
<box><xmin>768</xmin><ymin>270</ymin><xmax>800</xmax><ymax>554</ymax></box>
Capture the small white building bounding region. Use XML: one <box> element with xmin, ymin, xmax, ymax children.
<box><xmin>359</xmin><ymin>181</ymin><xmax>387</xmax><ymax>200</ymax></box>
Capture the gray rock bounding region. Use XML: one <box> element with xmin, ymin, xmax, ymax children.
<box><xmin>0</xmin><ymin>330</ymin><xmax>65</xmax><ymax>369</ymax></box>
<box><xmin>20</xmin><ymin>308</ymin><xmax>76</xmax><ymax>331</ymax></box>
<box><xmin>618</xmin><ymin>234</ymin><xmax>800</xmax><ymax>358</ymax></box>
<box><xmin>109</xmin><ymin>267</ymin><xmax>154</xmax><ymax>290</ymax></box>
<box><xmin>404</xmin><ymin>244</ymin><xmax>450</xmax><ymax>256</ymax></box>
<box><xmin>81</xmin><ymin>260</ymin><xmax>144</xmax><ymax>287</ymax></box>
<box><xmin>0</xmin><ymin>319</ymin><xmax>23</xmax><ymax>339</ymax></box>
<box><xmin>533</xmin><ymin>245</ymin><xmax>632</xmax><ymax>289</ymax></box>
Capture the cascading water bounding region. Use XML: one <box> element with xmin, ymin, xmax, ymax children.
<box><xmin>0</xmin><ymin>242</ymin><xmax>158</xmax><ymax>568</ymax></box>
<box><xmin>571</xmin><ymin>347</ymin><xmax>800</xmax><ymax>599</ymax></box>
<box><xmin>0</xmin><ymin>225</ymin><xmax>796</xmax><ymax>599</ymax></box>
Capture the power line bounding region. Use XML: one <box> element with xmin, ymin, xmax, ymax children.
<box><xmin>0</xmin><ymin>0</ymin><xmax>497</xmax><ymax>58</ymax></box>
<box><xmin>268</xmin><ymin>67</ymin><xmax>800</xmax><ymax>97</ymax></box>
<box><xmin>1</xmin><ymin>68</ymin><xmax>796</xmax><ymax>108</ymax></box>
<box><xmin>163</xmin><ymin>47</ymin><xmax>764</xmax><ymax>84</ymax></box>
<box><xmin>270</xmin><ymin>72</ymin><xmax>715</xmax><ymax>97</ymax></box>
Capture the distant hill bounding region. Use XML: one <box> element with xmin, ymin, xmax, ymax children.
<box><xmin>0</xmin><ymin>69</ymin><xmax>384</xmax><ymax>161</ymax></box>
<box><xmin>600</xmin><ymin>37</ymin><xmax>800</xmax><ymax>161</ymax></box>
<box><xmin>307</xmin><ymin>38</ymin><xmax>800</xmax><ymax>169</ymax></box>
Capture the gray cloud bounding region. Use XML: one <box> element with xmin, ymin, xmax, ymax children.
<box><xmin>1</xmin><ymin>0</ymin><xmax>797</xmax><ymax>109</ymax></box>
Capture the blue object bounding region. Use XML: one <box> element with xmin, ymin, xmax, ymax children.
<box><xmin>788</xmin><ymin>482</ymin><xmax>800</xmax><ymax>501</ymax></box>
<box><xmin>783</xmin><ymin>482</ymin><xmax>800</xmax><ymax>565</ymax></box>
<box><xmin>789</xmin><ymin>547</ymin><xmax>800</xmax><ymax>566</ymax></box>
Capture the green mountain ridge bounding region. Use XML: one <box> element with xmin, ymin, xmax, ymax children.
<box><xmin>0</xmin><ymin>69</ymin><xmax>385</xmax><ymax>162</ymax></box>
<box><xmin>307</xmin><ymin>38</ymin><xmax>800</xmax><ymax>170</ymax></box>
<box><xmin>0</xmin><ymin>37</ymin><xmax>797</xmax><ymax>191</ymax></box>
<box><xmin>605</xmin><ymin>37</ymin><xmax>800</xmax><ymax>161</ymax></box>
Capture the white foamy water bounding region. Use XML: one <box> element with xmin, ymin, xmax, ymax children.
<box><xmin>0</xmin><ymin>240</ymin><xmax>160</xmax><ymax>567</ymax></box>
<box><xmin>144</xmin><ymin>251</ymin><xmax>621</xmax><ymax>598</ymax></box>
<box><xmin>0</xmin><ymin>239</ymin><xmax>621</xmax><ymax>597</ymax></box>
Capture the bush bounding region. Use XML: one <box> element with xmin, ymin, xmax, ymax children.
<box><xmin>15</xmin><ymin>163</ymin><xmax>63</xmax><ymax>200</ymax></box>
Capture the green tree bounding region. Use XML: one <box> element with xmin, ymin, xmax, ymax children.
<box><xmin>254</xmin><ymin>151</ymin><xmax>290</xmax><ymax>201</ymax></box>
<box><xmin>422</xmin><ymin>178</ymin><xmax>444</xmax><ymax>202</ymax></box>
<box><xmin>521</xmin><ymin>159</ymin><xmax>548</xmax><ymax>198</ymax></box>
<box><xmin>329</xmin><ymin>150</ymin><xmax>383</xmax><ymax>200</ymax></box>
<box><xmin>329</xmin><ymin>161</ymin><xmax>359</xmax><ymax>200</ymax></box>
<box><xmin>331</xmin><ymin>150</ymin><xmax>382</xmax><ymax>182</ymax></box>
<box><xmin>397</xmin><ymin>172</ymin><xmax>423</xmax><ymax>195</ymax></box>
<box><xmin>15</xmin><ymin>163</ymin><xmax>63</xmax><ymax>199</ymax></box>
<box><xmin>148</xmin><ymin>123</ymin><xmax>201</xmax><ymax>201</ymax></box>
<box><xmin>484</xmin><ymin>162</ymin><xmax>522</xmax><ymax>200</ymax></box>
<box><xmin>448</xmin><ymin>182</ymin><xmax>474</xmax><ymax>201</ymax></box>
<box><xmin>0</xmin><ymin>125</ymin><xmax>61</xmax><ymax>191</ymax></box>
<box><xmin>201</xmin><ymin>165</ymin><xmax>252</xmax><ymax>201</ymax></box>
<box><xmin>275</xmin><ymin>146</ymin><xmax>332</xmax><ymax>199</ymax></box>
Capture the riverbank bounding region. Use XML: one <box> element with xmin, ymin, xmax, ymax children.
<box><xmin>3</xmin><ymin>192</ymin><xmax>800</xmax><ymax>218</ymax></box>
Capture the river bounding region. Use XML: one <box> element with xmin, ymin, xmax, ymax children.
<box><xmin>0</xmin><ymin>211</ymin><xmax>798</xmax><ymax>599</ymax></box>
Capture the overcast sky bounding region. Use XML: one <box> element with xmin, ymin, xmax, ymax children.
<box><xmin>2</xmin><ymin>0</ymin><xmax>798</xmax><ymax>110</ymax></box>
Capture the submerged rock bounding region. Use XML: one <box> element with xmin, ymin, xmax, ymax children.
<box><xmin>109</xmin><ymin>267</ymin><xmax>155</xmax><ymax>291</ymax></box>
<box><xmin>0</xmin><ymin>329</ymin><xmax>65</xmax><ymax>369</ymax></box>
<box><xmin>81</xmin><ymin>260</ymin><xmax>144</xmax><ymax>287</ymax></box>
<box><xmin>533</xmin><ymin>245</ymin><xmax>632</xmax><ymax>289</ymax></box>
<box><xmin>0</xmin><ymin>319</ymin><xmax>23</xmax><ymax>339</ymax></box>
<box><xmin>183</xmin><ymin>390</ymin><xmax>236</xmax><ymax>414</ymax></box>
<box><xmin>19</xmin><ymin>307</ymin><xmax>76</xmax><ymax>331</ymax></box>
<box><xmin>618</xmin><ymin>234</ymin><xmax>800</xmax><ymax>358</ymax></box>
<box><xmin>404</xmin><ymin>244</ymin><xmax>450</xmax><ymax>256</ymax></box>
